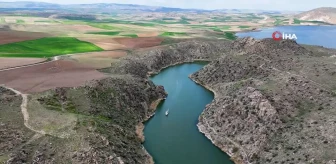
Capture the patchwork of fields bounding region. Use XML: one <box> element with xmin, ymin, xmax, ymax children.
<box><xmin>0</xmin><ymin>12</ymin><xmax>314</xmax><ymax>93</ymax></box>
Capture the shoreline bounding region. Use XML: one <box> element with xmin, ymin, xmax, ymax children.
<box><xmin>136</xmin><ymin>98</ymin><xmax>166</xmax><ymax>143</ymax></box>
<box><xmin>138</xmin><ymin>61</ymin><xmax>240</xmax><ymax>164</ymax></box>
<box><xmin>136</xmin><ymin>60</ymin><xmax>211</xmax><ymax>164</ymax></box>
<box><xmin>189</xmin><ymin>76</ymin><xmax>244</xmax><ymax>164</ymax></box>
<box><xmin>147</xmin><ymin>59</ymin><xmax>211</xmax><ymax>77</ymax></box>
<box><xmin>136</xmin><ymin>98</ymin><xmax>165</xmax><ymax>164</ymax></box>
<box><xmin>234</xmin><ymin>24</ymin><xmax>335</xmax><ymax>34</ymax></box>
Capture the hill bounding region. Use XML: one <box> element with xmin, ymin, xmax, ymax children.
<box><xmin>0</xmin><ymin>1</ymin><xmax>284</xmax><ymax>13</ymax></box>
<box><xmin>296</xmin><ymin>7</ymin><xmax>336</xmax><ymax>24</ymax></box>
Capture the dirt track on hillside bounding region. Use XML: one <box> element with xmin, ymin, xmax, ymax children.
<box><xmin>0</xmin><ymin>58</ymin><xmax>46</xmax><ymax>70</ymax></box>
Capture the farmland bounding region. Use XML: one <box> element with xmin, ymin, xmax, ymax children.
<box><xmin>0</xmin><ymin>37</ymin><xmax>103</xmax><ymax>57</ymax></box>
<box><xmin>0</xmin><ymin>12</ymin><xmax>301</xmax><ymax>67</ymax></box>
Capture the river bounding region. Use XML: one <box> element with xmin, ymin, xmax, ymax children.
<box><xmin>236</xmin><ymin>25</ymin><xmax>336</xmax><ymax>49</ymax></box>
<box><xmin>143</xmin><ymin>25</ymin><xmax>336</xmax><ymax>164</ymax></box>
<box><xmin>144</xmin><ymin>62</ymin><xmax>233</xmax><ymax>164</ymax></box>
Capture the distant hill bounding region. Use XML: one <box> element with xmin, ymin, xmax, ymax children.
<box><xmin>0</xmin><ymin>1</ymin><xmax>285</xmax><ymax>14</ymax></box>
<box><xmin>296</xmin><ymin>7</ymin><xmax>336</xmax><ymax>24</ymax></box>
<box><xmin>0</xmin><ymin>1</ymin><xmax>60</xmax><ymax>8</ymax></box>
<box><xmin>0</xmin><ymin>1</ymin><xmax>204</xmax><ymax>13</ymax></box>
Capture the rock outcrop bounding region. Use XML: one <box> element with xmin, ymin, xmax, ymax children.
<box><xmin>191</xmin><ymin>38</ymin><xmax>336</xmax><ymax>163</ymax></box>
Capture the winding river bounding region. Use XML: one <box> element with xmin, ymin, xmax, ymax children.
<box><xmin>144</xmin><ymin>62</ymin><xmax>233</xmax><ymax>164</ymax></box>
<box><xmin>143</xmin><ymin>25</ymin><xmax>336</xmax><ymax>164</ymax></box>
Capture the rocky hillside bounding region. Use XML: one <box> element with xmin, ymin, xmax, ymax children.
<box><xmin>1</xmin><ymin>39</ymin><xmax>232</xmax><ymax>164</ymax></box>
<box><xmin>296</xmin><ymin>7</ymin><xmax>336</xmax><ymax>24</ymax></box>
<box><xmin>2</xmin><ymin>37</ymin><xmax>336</xmax><ymax>164</ymax></box>
<box><xmin>102</xmin><ymin>40</ymin><xmax>232</xmax><ymax>78</ymax></box>
<box><xmin>1</xmin><ymin>75</ymin><xmax>166</xmax><ymax>163</ymax></box>
<box><xmin>191</xmin><ymin>37</ymin><xmax>336</xmax><ymax>164</ymax></box>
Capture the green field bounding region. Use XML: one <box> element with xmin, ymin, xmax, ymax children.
<box><xmin>238</xmin><ymin>26</ymin><xmax>250</xmax><ymax>29</ymax></box>
<box><xmin>151</xmin><ymin>19</ymin><xmax>190</xmax><ymax>24</ymax></box>
<box><xmin>293</xmin><ymin>19</ymin><xmax>329</xmax><ymax>25</ymax></box>
<box><xmin>34</xmin><ymin>20</ymin><xmax>59</xmax><ymax>23</ymax></box>
<box><xmin>190</xmin><ymin>25</ymin><xmax>231</xmax><ymax>31</ymax></box>
<box><xmin>274</xmin><ymin>19</ymin><xmax>290</xmax><ymax>25</ymax></box>
<box><xmin>86</xmin><ymin>31</ymin><xmax>121</xmax><ymax>36</ymax></box>
<box><xmin>222</xmin><ymin>32</ymin><xmax>237</xmax><ymax>40</ymax></box>
<box><xmin>87</xmin><ymin>23</ymin><xmax>122</xmax><ymax>30</ymax></box>
<box><xmin>0</xmin><ymin>37</ymin><xmax>103</xmax><ymax>58</ymax></box>
<box><xmin>121</xmin><ymin>34</ymin><xmax>138</xmax><ymax>38</ymax></box>
<box><xmin>160</xmin><ymin>32</ymin><xmax>188</xmax><ymax>37</ymax></box>
<box><xmin>16</xmin><ymin>19</ymin><xmax>24</xmax><ymax>24</ymax></box>
<box><xmin>293</xmin><ymin>18</ymin><xmax>301</xmax><ymax>24</ymax></box>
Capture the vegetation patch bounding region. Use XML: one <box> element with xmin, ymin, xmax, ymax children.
<box><xmin>160</xmin><ymin>32</ymin><xmax>188</xmax><ymax>37</ymax></box>
<box><xmin>293</xmin><ymin>18</ymin><xmax>301</xmax><ymax>24</ymax></box>
<box><xmin>293</xmin><ymin>19</ymin><xmax>330</xmax><ymax>25</ymax></box>
<box><xmin>130</xmin><ymin>22</ymin><xmax>156</xmax><ymax>27</ymax></box>
<box><xmin>205</xmin><ymin>16</ymin><xmax>232</xmax><ymax>22</ymax></box>
<box><xmin>34</xmin><ymin>20</ymin><xmax>59</xmax><ymax>23</ymax></box>
<box><xmin>211</xmin><ymin>27</ymin><xmax>222</xmax><ymax>32</ymax></box>
<box><xmin>274</xmin><ymin>19</ymin><xmax>289</xmax><ymax>25</ymax></box>
<box><xmin>86</xmin><ymin>31</ymin><xmax>121</xmax><ymax>36</ymax></box>
<box><xmin>16</xmin><ymin>19</ymin><xmax>24</xmax><ymax>24</ymax></box>
<box><xmin>87</xmin><ymin>23</ymin><xmax>122</xmax><ymax>30</ymax></box>
<box><xmin>222</xmin><ymin>32</ymin><xmax>237</xmax><ymax>40</ymax></box>
<box><xmin>0</xmin><ymin>37</ymin><xmax>103</xmax><ymax>58</ymax></box>
<box><xmin>121</xmin><ymin>34</ymin><xmax>138</xmax><ymax>38</ymax></box>
<box><xmin>151</xmin><ymin>19</ymin><xmax>190</xmax><ymax>24</ymax></box>
<box><xmin>238</xmin><ymin>25</ymin><xmax>250</xmax><ymax>29</ymax></box>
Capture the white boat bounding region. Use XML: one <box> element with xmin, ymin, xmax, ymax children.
<box><xmin>165</xmin><ymin>109</ymin><xmax>169</xmax><ymax>116</ymax></box>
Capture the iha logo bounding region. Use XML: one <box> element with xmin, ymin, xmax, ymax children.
<box><xmin>272</xmin><ymin>31</ymin><xmax>298</xmax><ymax>41</ymax></box>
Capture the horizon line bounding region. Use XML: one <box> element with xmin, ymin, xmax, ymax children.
<box><xmin>1</xmin><ymin>1</ymin><xmax>328</xmax><ymax>12</ymax></box>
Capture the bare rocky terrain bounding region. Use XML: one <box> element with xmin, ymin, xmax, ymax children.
<box><xmin>1</xmin><ymin>75</ymin><xmax>166</xmax><ymax>163</ymax></box>
<box><xmin>1</xmin><ymin>37</ymin><xmax>336</xmax><ymax>164</ymax></box>
<box><xmin>191</xmin><ymin>38</ymin><xmax>336</xmax><ymax>164</ymax></box>
<box><xmin>296</xmin><ymin>7</ymin><xmax>336</xmax><ymax>24</ymax></box>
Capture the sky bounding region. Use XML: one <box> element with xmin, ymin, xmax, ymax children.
<box><xmin>2</xmin><ymin>0</ymin><xmax>336</xmax><ymax>11</ymax></box>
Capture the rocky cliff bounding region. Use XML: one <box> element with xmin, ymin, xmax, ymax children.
<box><xmin>102</xmin><ymin>40</ymin><xmax>232</xmax><ymax>78</ymax></box>
<box><xmin>1</xmin><ymin>39</ymin><xmax>232</xmax><ymax>164</ymax></box>
<box><xmin>191</xmin><ymin>38</ymin><xmax>336</xmax><ymax>164</ymax></box>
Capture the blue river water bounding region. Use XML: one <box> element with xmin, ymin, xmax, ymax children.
<box><xmin>144</xmin><ymin>63</ymin><xmax>233</xmax><ymax>164</ymax></box>
<box><xmin>236</xmin><ymin>25</ymin><xmax>336</xmax><ymax>48</ymax></box>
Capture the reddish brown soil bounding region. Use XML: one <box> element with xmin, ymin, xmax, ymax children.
<box><xmin>113</xmin><ymin>37</ymin><xmax>163</xmax><ymax>49</ymax></box>
<box><xmin>74</xmin><ymin>51</ymin><xmax>127</xmax><ymax>58</ymax></box>
<box><xmin>0</xmin><ymin>60</ymin><xmax>107</xmax><ymax>93</ymax></box>
<box><xmin>0</xmin><ymin>31</ymin><xmax>49</xmax><ymax>45</ymax></box>
<box><xmin>0</xmin><ymin>58</ymin><xmax>45</xmax><ymax>70</ymax></box>
<box><xmin>64</xmin><ymin>24</ymin><xmax>102</xmax><ymax>32</ymax></box>
<box><xmin>77</xmin><ymin>37</ymin><xmax>127</xmax><ymax>50</ymax></box>
<box><xmin>137</xmin><ymin>32</ymin><xmax>159</xmax><ymax>37</ymax></box>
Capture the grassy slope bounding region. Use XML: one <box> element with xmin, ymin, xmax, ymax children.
<box><xmin>0</xmin><ymin>37</ymin><xmax>103</xmax><ymax>58</ymax></box>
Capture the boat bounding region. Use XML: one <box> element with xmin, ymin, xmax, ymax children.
<box><xmin>165</xmin><ymin>109</ymin><xmax>169</xmax><ymax>116</ymax></box>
